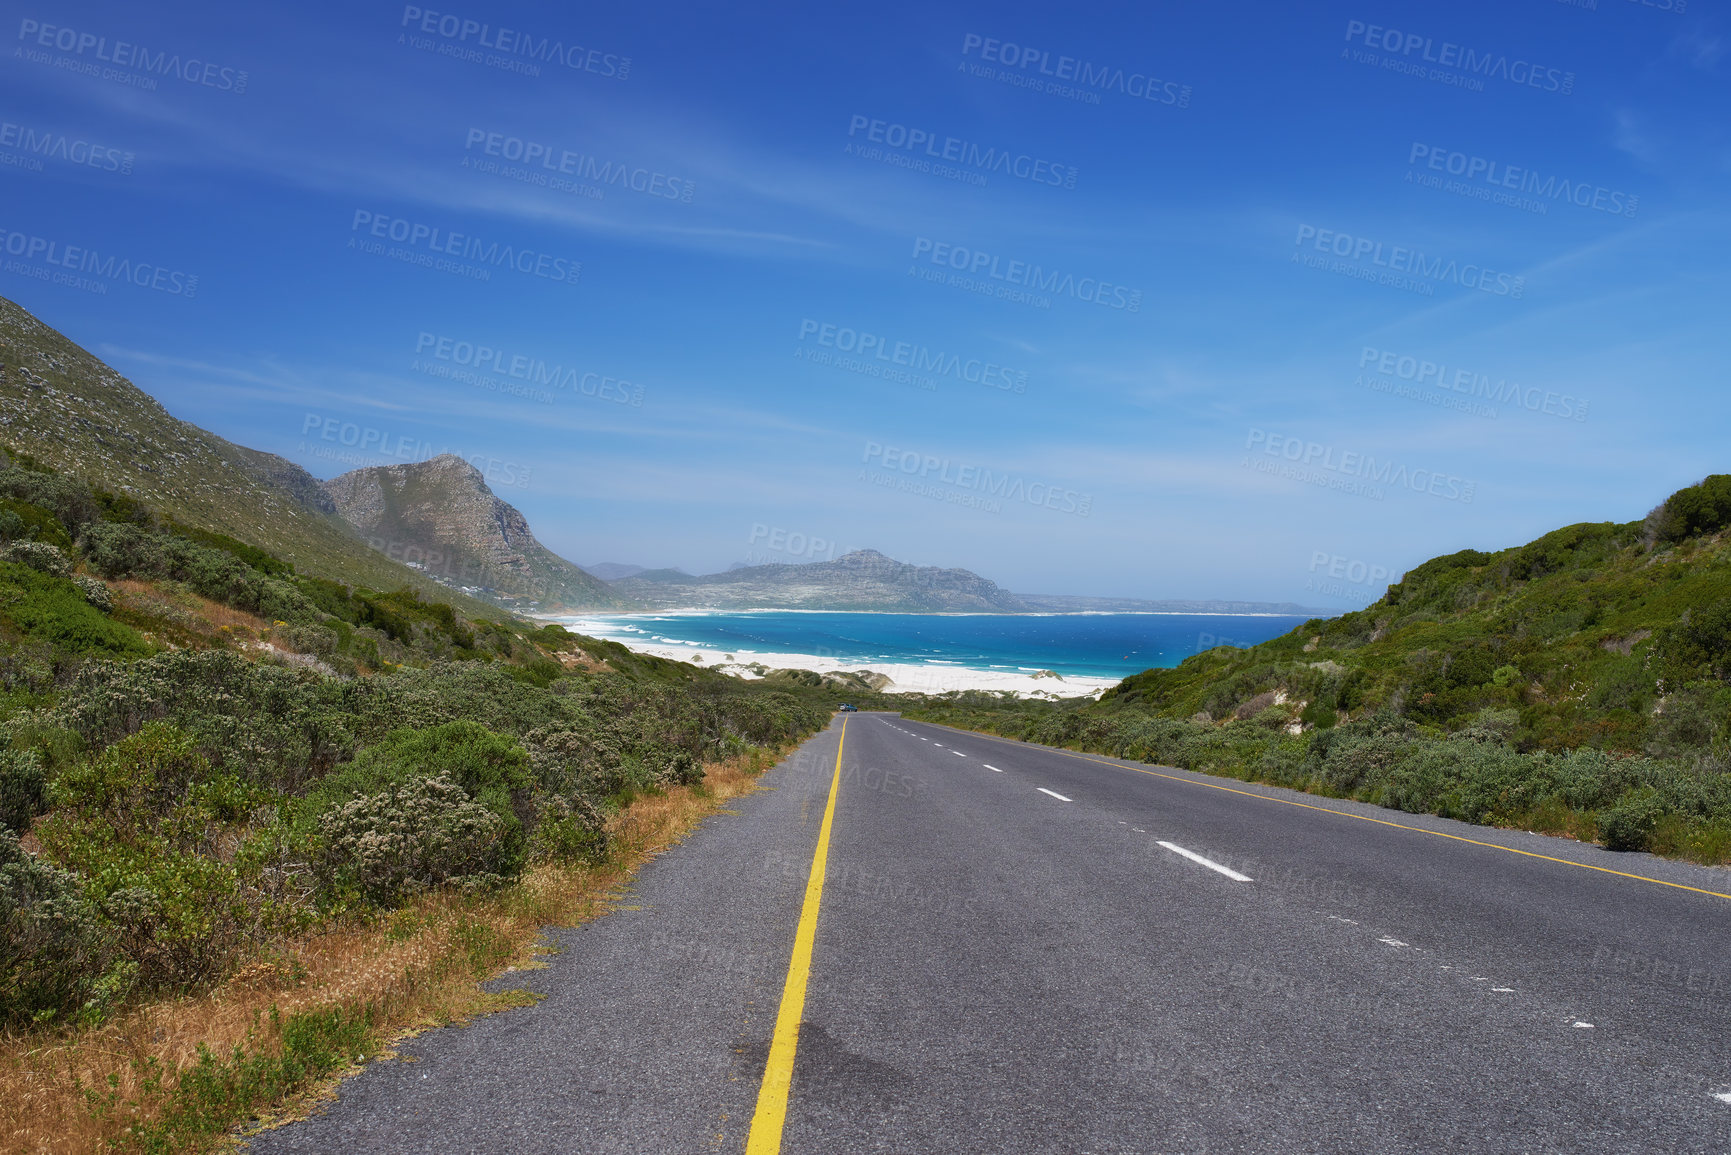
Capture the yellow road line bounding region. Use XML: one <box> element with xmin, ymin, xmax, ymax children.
<box><xmin>922</xmin><ymin>721</ymin><xmax>1731</xmax><ymax>903</ymax></box>
<box><xmin>746</xmin><ymin>716</ymin><xmax>847</xmax><ymax>1153</ymax></box>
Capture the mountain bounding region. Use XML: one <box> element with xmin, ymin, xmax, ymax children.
<box><xmin>608</xmin><ymin>549</ymin><xmax>1030</xmax><ymax>612</ymax></box>
<box><xmin>0</xmin><ymin>294</ymin><xmax>486</xmax><ymax>608</ymax></box>
<box><xmin>1017</xmin><ymin>594</ymin><xmax>1333</xmax><ymax>616</ymax></box>
<box><xmin>582</xmin><ymin>562</ymin><xmax>648</xmax><ymax>581</ymax></box>
<box><xmin>323</xmin><ymin>455</ymin><xmax>624</xmax><ymax>612</ymax></box>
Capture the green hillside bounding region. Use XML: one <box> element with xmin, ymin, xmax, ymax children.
<box><xmin>911</xmin><ymin>477</ymin><xmax>1731</xmax><ymax>862</ymax></box>
<box><xmin>0</xmin><ymin>294</ymin><xmax>497</xmax><ymax>616</ymax></box>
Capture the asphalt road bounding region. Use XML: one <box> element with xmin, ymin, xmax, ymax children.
<box><xmin>248</xmin><ymin>712</ymin><xmax>1731</xmax><ymax>1154</ymax></box>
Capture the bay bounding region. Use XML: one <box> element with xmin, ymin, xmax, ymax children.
<box><xmin>563</xmin><ymin>611</ymin><xmax>1310</xmax><ymax>683</ymax></box>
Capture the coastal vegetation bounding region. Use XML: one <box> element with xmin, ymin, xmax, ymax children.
<box><xmin>0</xmin><ymin>448</ymin><xmax>842</xmax><ymax>1150</ymax></box>
<box><xmin>910</xmin><ymin>476</ymin><xmax>1731</xmax><ymax>864</ymax></box>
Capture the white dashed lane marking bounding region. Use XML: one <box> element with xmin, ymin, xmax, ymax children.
<box><xmin>1157</xmin><ymin>841</ymin><xmax>1253</xmax><ymax>882</ymax></box>
<box><xmin>1037</xmin><ymin>788</ymin><xmax>1073</xmax><ymax>802</ymax></box>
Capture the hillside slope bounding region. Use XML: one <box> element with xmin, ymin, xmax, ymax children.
<box><xmin>323</xmin><ymin>455</ymin><xmax>624</xmax><ymax>612</ymax></box>
<box><xmin>0</xmin><ymin>295</ymin><xmax>489</xmax><ymax>609</ymax></box>
<box><xmin>609</xmin><ymin>548</ymin><xmax>1030</xmax><ymax>612</ymax></box>
<box><xmin>1102</xmin><ymin>493</ymin><xmax>1731</xmax><ymax>755</ymax></box>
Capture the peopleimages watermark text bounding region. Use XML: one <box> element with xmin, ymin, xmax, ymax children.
<box><xmin>798</xmin><ymin>319</ymin><xmax>1027</xmax><ymax>394</ymax></box>
<box><xmin>1407</xmin><ymin>144</ymin><xmax>1635</xmax><ymax>218</ymax></box>
<box><xmin>298</xmin><ymin>413</ymin><xmax>530</xmax><ymax>488</ymax></box>
<box><xmin>349</xmin><ymin>210</ymin><xmax>580</xmax><ymax>285</ymax></box>
<box><xmin>398</xmin><ymin>7</ymin><xmax>628</xmax><ymax>79</ymax></box>
<box><xmin>862</xmin><ymin>442</ymin><xmax>1090</xmax><ymax>515</ymax></box>
<box><xmin>16</xmin><ymin>17</ymin><xmax>248</xmax><ymax>93</ymax></box>
<box><xmin>0</xmin><ymin>226</ymin><xmax>197</xmax><ymax>297</ymax></box>
<box><xmin>1358</xmin><ymin>346</ymin><xmax>1587</xmax><ymax>421</ymax></box>
<box><xmin>1245</xmin><ymin>429</ymin><xmax>1476</xmax><ymax>503</ymax></box>
<box><xmin>0</xmin><ymin>119</ymin><xmax>132</xmax><ymax>174</ymax></box>
<box><xmin>1342</xmin><ymin>20</ymin><xmax>1574</xmax><ymax>95</ymax></box>
<box><xmin>462</xmin><ymin>129</ymin><xmax>693</xmax><ymax>203</ymax></box>
<box><xmin>911</xmin><ymin>237</ymin><xmax>1140</xmax><ymax>312</ymax></box>
<box><xmin>845</xmin><ymin>115</ymin><xmax>1077</xmax><ymax>189</ymax></box>
<box><xmin>413</xmin><ymin>332</ymin><xmax>643</xmax><ymax>405</ymax></box>
<box><xmin>958</xmin><ymin>33</ymin><xmax>1191</xmax><ymax>109</ymax></box>
<box><xmin>1294</xmin><ymin>224</ymin><xmax>1523</xmax><ymax>298</ymax></box>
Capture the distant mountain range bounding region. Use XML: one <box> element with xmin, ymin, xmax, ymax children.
<box><xmin>607</xmin><ymin>549</ymin><xmax>1030</xmax><ymax>613</ymax></box>
<box><xmin>595</xmin><ymin>553</ymin><xmax>1330</xmax><ymax>616</ymax></box>
<box><xmin>582</xmin><ymin>562</ymin><xmax>650</xmax><ymax>582</ymax></box>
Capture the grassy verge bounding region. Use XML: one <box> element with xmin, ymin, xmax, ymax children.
<box><xmin>0</xmin><ymin>746</ymin><xmax>781</xmax><ymax>1153</ymax></box>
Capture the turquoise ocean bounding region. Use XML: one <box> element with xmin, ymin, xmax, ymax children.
<box><xmin>564</xmin><ymin>612</ymin><xmax>1310</xmax><ymax>683</ymax></box>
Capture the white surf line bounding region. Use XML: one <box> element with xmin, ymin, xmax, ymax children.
<box><xmin>983</xmin><ymin>764</ymin><xmax>1003</xmax><ymax>772</ymax></box>
<box><xmin>1038</xmin><ymin>788</ymin><xmax>1073</xmax><ymax>802</ymax></box>
<box><xmin>1156</xmin><ymin>841</ymin><xmax>1253</xmax><ymax>882</ymax></box>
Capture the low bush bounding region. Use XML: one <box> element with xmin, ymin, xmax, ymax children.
<box><xmin>0</xmin><ymin>746</ymin><xmax>47</xmax><ymax>834</ymax></box>
<box><xmin>316</xmin><ymin>772</ymin><xmax>513</xmax><ymax>907</ymax></box>
<box><xmin>0</xmin><ymin>561</ymin><xmax>151</xmax><ymax>656</ymax></box>
<box><xmin>0</xmin><ymin>540</ymin><xmax>71</xmax><ymax>578</ymax></box>
<box><xmin>297</xmin><ymin>721</ymin><xmax>534</xmax><ymax>882</ymax></box>
<box><xmin>35</xmin><ymin>725</ymin><xmax>281</xmax><ymax>991</ymax></box>
<box><xmin>1</xmin><ymin>827</ymin><xmax>119</xmax><ymax>1028</ymax></box>
<box><xmin>78</xmin><ymin>522</ymin><xmax>318</xmax><ymax>625</ymax></box>
<box><xmin>1598</xmin><ymin>787</ymin><xmax>1667</xmax><ymax>852</ymax></box>
<box><xmin>52</xmin><ymin>649</ymin><xmax>355</xmax><ymax>793</ymax></box>
<box><xmin>72</xmin><ymin>573</ymin><xmax>112</xmax><ymax>612</ymax></box>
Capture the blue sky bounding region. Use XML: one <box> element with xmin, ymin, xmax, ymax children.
<box><xmin>1</xmin><ymin>0</ymin><xmax>1725</xmax><ymax>607</ymax></box>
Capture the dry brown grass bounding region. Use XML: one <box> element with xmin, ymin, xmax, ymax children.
<box><xmin>108</xmin><ymin>579</ymin><xmax>275</xmax><ymax>646</ymax></box>
<box><xmin>0</xmin><ymin>747</ymin><xmax>781</xmax><ymax>1153</ymax></box>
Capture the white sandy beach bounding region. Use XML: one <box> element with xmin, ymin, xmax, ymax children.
<box><xmin>545</xmin><ymin>614</ymin><xmax>1119</xmax><ymax>698</ymax></box>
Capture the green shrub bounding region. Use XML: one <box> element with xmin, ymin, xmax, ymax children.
<box><xmin>273</xmin><ymin>623</ymin><xmax>338</xmax><ymax>660</ymax></box>
<box><xmin>1646</xmin><ymin>686</ymin><xmax>1729</xmax><ymax>756</ymax></box>
<box><xmin>525</xmin><ymin>725</ymin><xmax>623</xmax><ymax>797</ymax></box>
<box><xmin>1599</xmin><ymin>788</ymin><xmax>1668</xmax><ymax>852</ymax></box>
<box><xmin>130</xmin><ymin>1004</ymin><xmax>374</xmax><ymax>1151</ymax></box>
<box><xmin>72</xmin><ymin>573</ymin><xmax>112</xmax><ymax>612</ymax></box>
<box><xmin>0</xmin><ymin>466</ymin><xmax>101</xmax><ymax>539</ymax></box>
<box><xmin>0</xmin><ymin>561</ymin><xmax>151</xmax><ymax>655</ymax></box>
<box><xmin>1</xmin><ymin>827</ymin><xmax>119</xmax><ymax>1028</ymax></box>
<box><xmin>36</xmin><ymin>726</ymin><xmax>275</xmax><ymax>990</ymax></box>
<box><xmin>77</xmin><ymin>522</ymin><xmax>319</xmax><ymax>624</ymax></box>
<box><xmin>1</xmin><ymin>539</ymin><xmax>71</xmax><ymax>577</ymax></box>
<box><xmin>0</xmin><ymin>746</ymin><xmax>47</xmax><ymax>833</ymax></box>
<box><xmin>1650</xmin><ymin>475</ymin><xmax>1731</xmax><ymax>544</ymax></box>
<box><xmin>52</xmin><ymin>649</ymin><xmax>355</xmax><ymax>792</ymax></box>
<box><xmin>527</xmin><ymin>793</ymin><xmax>610</xmax><ymax>864</ymax></box>
<box><xmin>0</xmin><ymin>496</ymin><xmax>74</xmax><ymax>550</ymax></box>
<box><xmin>299</xmin><ymin>720</ymin><xmax>534</xmax><ymax>888</ymax></box>
<box><xmin>1656</xmin><ymin>601</ymin><xmax>1731</xmax><ymax>685</ymax></box>
<box><xmin>316</xmin><ymin>772</ymin><xmax>512</xmax><ymax>906</ymax></box>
